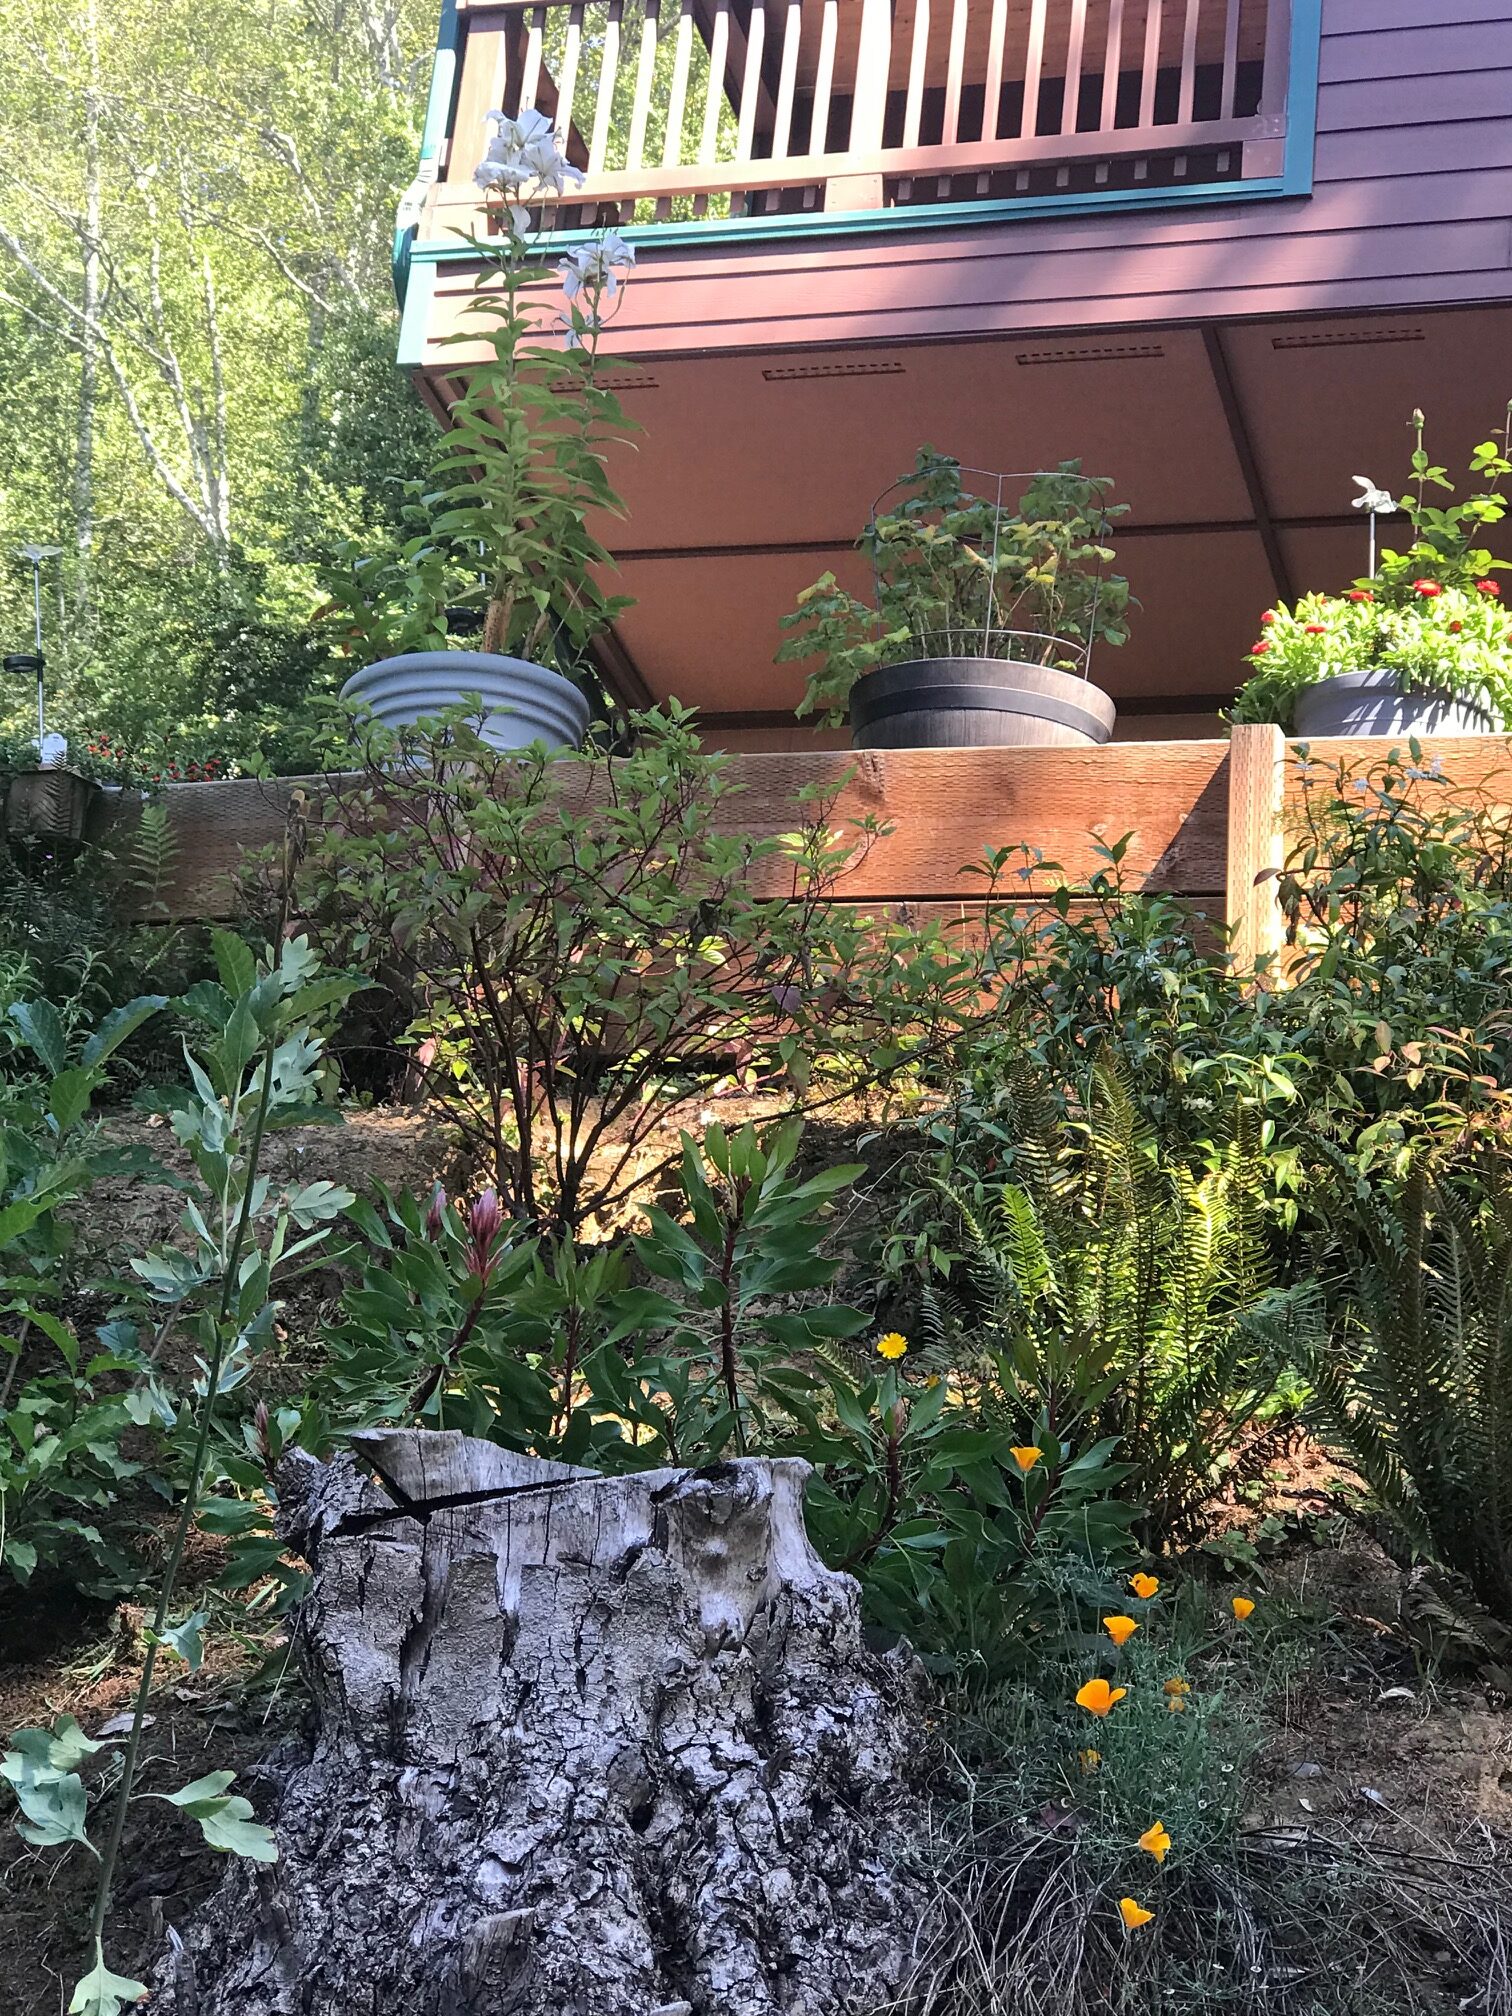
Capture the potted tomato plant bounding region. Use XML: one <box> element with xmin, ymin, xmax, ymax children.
<box><xmin>776</xmin><ymin>451</ymin><xmax>1133</xmax><ymax>749</ymax></box>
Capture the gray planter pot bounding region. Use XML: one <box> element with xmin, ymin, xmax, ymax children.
<box><xmin>849</xmin><ymin>656</ymin><xmax>1116</xmax><ymax>750</ymax></box>
<box><xmin>1292</xmin><ymin>670</ymin><xmax>1495</xmax><ymax>740</ymax></box>
<box><xmin>341</xmin><ymin>652</ymin><xmax>590</xmax><ymax>752</ymax></box>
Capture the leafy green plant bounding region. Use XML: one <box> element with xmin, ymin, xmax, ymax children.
<box><xmin>1300</xmin><ymin>1157</ymin><xmax>1512</xmax><ymax>1629</ymax></box>
<box><xmin>19</xmin><ymin>930</ymin><xmax>359</xmax><ymax>2013</ymax></box>
<box><xmin>288</xmin><ymin>703</ymin><xmax>972</xmax><ymax>1241</ymax></box>
<box><xmin>1234</xmin><ymin>409</ymin><xmax>1512</xmax><ymax>729</ymax></box>
<box><xmin>317</xmin><ymin>121</ymin><xmax>635</xmax><ymax>679</ymax></box>
<box><xmin>1270</xmin><ymin>747</ymin><xmax>1512</xmax><ymax>1177</ymax></box>
<box><xmin>913</xmin><ymin>1060</ymin><xmax>1315</xmax><ymax>1546</ymax></box>
<box><xmin>777</xmin><ymin>448</ymin><xmax>1133</xmax><ymax>726</ymax></box>
<box><xmin>0</xmin><ymin>990</ymin><xmax>168</xmax><ymax>1591</ymax></box>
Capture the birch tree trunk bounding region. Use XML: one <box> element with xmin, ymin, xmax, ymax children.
<box><xmin>150</xmin><ymin>1431</ymin><xmax>930</xmax><ymax>2016</ymax></box>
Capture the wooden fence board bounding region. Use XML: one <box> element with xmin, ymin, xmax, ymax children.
<box><xmin>92</xmin><ymin>742</ymin><xmax>1234</xmax><ymax>921</ymax></box>
<box><xmin>87</xmin><ymin>735</ymin><xmax>1512</xmax><ymax>937</ymax></box>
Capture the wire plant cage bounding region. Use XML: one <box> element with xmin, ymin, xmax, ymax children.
<box><xmin>864</xmin><ymin>455</ymin><xmax>1131</xmax><ymax>681</ymax></box>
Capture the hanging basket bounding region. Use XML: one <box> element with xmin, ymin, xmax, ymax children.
<box><xmin>5</xmin><ymin>768</ymin><xmax>102</xmax><ymax>847</ymax></box>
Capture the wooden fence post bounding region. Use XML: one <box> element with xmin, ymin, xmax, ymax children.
<box><xmin>1224</xmin><ymin>722</ymin><xmax>1287</xmax><ymax>977</ymax></box>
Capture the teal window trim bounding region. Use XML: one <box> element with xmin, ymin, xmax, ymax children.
<box><xmin>395</xmin><ymin>0</ymin><xmax>1321</xmax><ymax>312</ymax></box>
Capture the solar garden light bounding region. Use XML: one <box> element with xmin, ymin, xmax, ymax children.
<box><xmin>7</xmin><ymin>544</ymin><xmax>63</xmax><ymax>763</ymax></box>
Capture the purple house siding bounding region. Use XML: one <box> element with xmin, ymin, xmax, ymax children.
<box><xmin>486</xmin><ymin>0</ymin><xmax>1512</xmax><ymax>358</ymax></box>
<box><xmin>410</xmin><ymin>0</ymin><xmax>1512</xmax><ymax>734</ymax></box>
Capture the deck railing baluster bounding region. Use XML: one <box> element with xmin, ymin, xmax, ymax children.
<box><xmin>1178</xmin><ymin>0</ymin><xmax>1202</xmax><ymax>124</ymax></box>
<box><xmin>663</xmin><ymin>0</ymin><xmax>694</xmax><ymax>166</ymax></box>
<box><xmin>423</xmin><ymin>0</ymin><xmax>1298</xmax><ymax>231</ymax></box>
<box><xmin>626</xmin><ymin>0</ymin><xmax>661</xmax><ymax>171</ymax></box>
<box><xmin>1139</xmin><ymin>0</ymin><xmax>1165</xmax><ymax>128</ymax></box>
<box><xmin>1061</xmin><ymin>0</ymin><xmax>1089</xmax><ymax>137</ymax></box>
<box><xmin>700</xmin><ymin>0</ymin><xmax>731</xmax><ymax>165</ymax></box>
<box><xmin>1100</xmin><ymin>0</ymin><xmax>1126</xmax><ymax>130</ymax></box>
<box><xmin>773</xmin><ymin>0</ymin><xmax>803</xmax><ymax>158</ymax></box>
<box><xmin>588</xmin><ymin>0</ymin><xmax>623</xmax><ymax>174</ymax></box>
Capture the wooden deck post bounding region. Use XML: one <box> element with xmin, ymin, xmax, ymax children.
<box><xmin>1224</xmin><ymin>722</ymin><xmax>1288</xmax><ymax>978</ymax></box>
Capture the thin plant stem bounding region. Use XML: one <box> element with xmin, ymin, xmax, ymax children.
<box><xmin>85</xmin><ymin>1031</ymin><xmax>281</xmax><ymax>1953</ymax></box>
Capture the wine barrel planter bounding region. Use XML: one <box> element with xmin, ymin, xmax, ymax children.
<box><xmin>1292</xmin><ymin>670</ymin><xmax>1495</xmax><ymax>740</ymax></box>
<box><xmin>849</xmin><ymin>657</ymin><xmax>1117</xmax><ymax>750</ymax></box>
<box><xmin>342</xmin><ymin>651</ymin><xmax>590</xmax><ymax>752</ymax></box>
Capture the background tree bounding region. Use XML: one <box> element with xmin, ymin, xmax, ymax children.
<box><xmin>0</xmin><ymin>0</ymin><xmax>439</xmax><ymax>770</ymax></box>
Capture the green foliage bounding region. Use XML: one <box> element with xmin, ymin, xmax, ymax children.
<box><xmin>318</xmin><ymin>178</ymin><xmax>636</xmax><ymax>675</ymax></box>
<box><xmin>0</xmin><ymin>0</ymin><xmax>436</xmax><ymax>769</ymax></box>
<box><xmin>1234</xmin><ymin>409</ymin><xmax>1512</xmax><ymax>729</ymax></box>
<box><xmin>1271</xmin><ymin>748</ymin><xmax>1512</xmax><ymax>1176</ymax></box>
<box><xmin>0</xmin><ymin>991</ymin><xmax>169</xmax><ymax>1591</ymax></box>
<box><xmin>777</xmin><ymin>449</ymin><xmax>1133</xmax><ymax>725</ymax></box>
<box><xmin>1299</xmin><ymin>1159</ymin><xmax>1512</xmax><ymax>1626</ymax></box>
<box><xmin>289</xmin><ymin>704</ymin><xmax>971</xmax><ymax>1240</ymax></box>
<box><xmin>919</xmin><ymin>1060</ymin><xmax>1313</xmax><ymax>1547</ymax></box>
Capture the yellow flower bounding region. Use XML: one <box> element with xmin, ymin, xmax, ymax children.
<box><xmin>1009</xmin><ymin>1445</ymin><xmax>1043</xmax><ymax>1473</ymax></box>
<box><xmin>1166</xmin><ymin>1697</ymin><xmax>1187</xmax><ymax>1714</ymax></box>
<box><xmin>1103</xmin><ymin>1614</ymin><xmax>1139</xmax><ymax>1648</ymax></box>
<box><xmin>1075</xmin><ymin>1678</ymin><xmax>1128</xmax><ymax>1718</ymax></box>
<box><xmin>1129</xmin><ymin>1572</ymin><xmax>1160</xmax><ymax>1600</ymax></box>
<box><xmin>1078</xmin><ymin>1748</ymin><xmax>1101</xmax><ymax>1776</ymax></box>
<box><xmin>1162</xmin><ymin>1676</ymin><xmax>1191</xmax><ymax>1697</ymax></box>
<box><xmin>1231</xmin><ymin>1596</ymin><xmax>1256</xmax><ymax>1622</ymax></box>
<box><xmin>1138</xmin><ymin>1821</ymin><xmax>1172</xmax><ymax>1865</ymax></box>
<box><xmin>1119</xmin><ymin>1897</ymin><xmax>1155</xmax><ymax>1931</ymax></box>
<box><xmin>875</xmin><ymin>1332</ymin><xmax>908</xmax><ymax>1360</ymax></box>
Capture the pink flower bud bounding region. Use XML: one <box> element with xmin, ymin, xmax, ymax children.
<box><xmin>425</xmin><ymin>1185</ymin><xmax>448</xmax><ymax>1238</ymax></box>
<box><xmin>466</xmin><ymin>1188</ymin><xmax>505</xmax><ymax>1278</ymax></box>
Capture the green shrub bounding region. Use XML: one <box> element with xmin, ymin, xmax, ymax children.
<box><xmin>288</xmin><ymin>703</ymin><xmax>974</xmax><ymax>1240</ymax></box>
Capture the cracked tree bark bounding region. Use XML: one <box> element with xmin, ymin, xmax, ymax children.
<box><xmin>149</xmin><ymin>1430</ymin><xmax>929</xmax><ymax>2016</ymax></box>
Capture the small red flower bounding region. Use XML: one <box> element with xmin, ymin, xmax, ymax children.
<box><xmin>1347</xmin><ymin>589</ymin><xmax>1374</xmax><ymax>603</ymax></box>
<box><xmin>1413</xmin><ymin>579</ymin><xmax>1443</xmax><ymax>598</ymax></box>
<box><xmin>1304</xmin><ymin>624</ymin><xmax>1327</xmax><ymax>635</ymax></box>
<box><xmin>1251</xmin><ymin>640</ymin><xmax>1272</xmax><ymax>656</ymax></box>
<box><xmin>1476</xmin><ymin>579</ymin><xmax>1501</xmax><ymax>597</ymax></box>
<box><xmin>1259</xmin><ymin>611</ymin><xmax>1277</xmax><ymax>626</ymax></box>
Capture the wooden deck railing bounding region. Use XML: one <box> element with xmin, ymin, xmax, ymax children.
<box><xmin>423</xmin><ymin>0</ymin><xmax>1295</xmax><ymax>228</ymax></box>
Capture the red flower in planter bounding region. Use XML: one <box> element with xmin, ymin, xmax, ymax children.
<box><xmin>1413</xmin><ymin>580</ymin><xmax>1443</xmax><ymax>597</ymax></box>
<box><xmin>1476</xmin><ymin>579</ymin><xmax>1501</xmax><ymax>596</ymax></box>
<box><xmin>1251</xmin><ymin>640</ymin><xmax>1272</xmax><ymax>655</ymax></box>
<box><xmin>1259</xmin><ymin>610</ymin><xmax>1277</xmax><ymax>626</ymax></box>
<box><xmin>1448</xmin><ymin>620</ymin><xmax>1464</xmax><ymax>633</ymax></box>
<box><xmin>1304</xmin><ymin>624</ymin><xmax>1327</xmax><ymax>635</ymax></box>
<box><xmin>1346</xmin><ymin>589</ymin><xmax>1374</xmax><ymax>603</ymax></box>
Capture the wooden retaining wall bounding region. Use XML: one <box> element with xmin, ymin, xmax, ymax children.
<box><xmin>92</xmin><ymin>725</ymin><xmax>1512</xmax><ymax>970</ymax></box>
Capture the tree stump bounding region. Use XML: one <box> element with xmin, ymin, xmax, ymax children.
<box><xmin>151</xmin><ymin>1430</ymin><xmax>929</xmax><ymax>2016</ymax></box>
